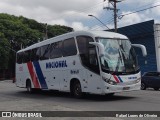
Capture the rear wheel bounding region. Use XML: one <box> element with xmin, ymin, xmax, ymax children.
<box><xmin>106</xmin><ymin>93</ymin><xmax>115</xmax><ymax>97</ymax></box>
<box><xmin>154</xmin><ymin>87</ymin><xmax>159</xmax><ymax>91</ymax></box>
<box><xmin>141</xmin><ymin>82</ymin><xmax>146</xmax><ymax>90</ymax></box>
<box><xmin>72</xmin><ymin>81</ymin><xmax>83</xmax><ymax>98</ymax></box>
<box><xmin>26</xmin><ymin>80</ymin><xmax>33</xmax><ymax>93</ymax></box>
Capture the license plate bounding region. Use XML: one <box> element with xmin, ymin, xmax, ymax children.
<box><xmin>123</xmin><ymin>87</ymin><xmax>130</xmax><ymax>90</ymax></box>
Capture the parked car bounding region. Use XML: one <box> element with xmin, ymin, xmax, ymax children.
<box><xmin>141</xmin><ymin>72</ymin><xmax>160</xmax><ymax>90</ymax></box>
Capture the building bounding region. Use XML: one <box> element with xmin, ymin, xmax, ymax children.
<box><xmin>117</xmin><ymin>20</ymin><xmax>159</xmax><ymax>74</ymax></box>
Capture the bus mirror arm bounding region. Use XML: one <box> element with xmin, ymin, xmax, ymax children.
<box><xmin>89</xmin><ymin>42</ymin><xmax>105</xmax><ymax>57</ymax></box>
<box><xmin>132</xmin><ymin>44</ymin><xmax>147</xmax><ymax>57</ymax></box>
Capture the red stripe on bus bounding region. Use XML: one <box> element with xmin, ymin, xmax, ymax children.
<box><xmin>113</xmin><ymin>75</ymin><xmax>120</xmax><ymax>83</ymax></box>
<box><xmin>27</xmin><ymin>62</ymin><xmax>40</xmax><ymax>88</ymax></box>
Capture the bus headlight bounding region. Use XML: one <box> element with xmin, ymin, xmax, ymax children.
<box><xmin>102</xmin><ymin>76</ymin><xmax>117</xmax><ymax>85</ymax></box>
<box><xmin>108</xmin><ymin>80</ymin><xmax>117</xmax><ymax>85</ymax></box>
<box><xmin>135</xmin><ymin>77</ymin><xmax>141</xmax><ymax>83</ymax></box>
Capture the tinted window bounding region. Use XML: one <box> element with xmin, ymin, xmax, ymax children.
<box><xmin>77</xmin><ymin>36</ymin><xmax>94</xmax><ymax>54</ymax></box>
<box><xmin>40</xmin><ymin>44</ymin><xmax>50</xmax><ymax>60</ymax></box>
<box><xmin>17</xmin><ymin>52</ymin><xmax>23</xmax><ymax>64</ymax></box>
<box><xmin>31</xmin><ymin>48</ymin><xmax>40</xmax><ymax>61</ymax></box>
<box><xmin>77</xmin><ymin>36</ymin><xmax>100</xmax><ymax>74</ymax></box>
<box><xmin>23</xmin><ymin>50</ymin><xmax>31</xmax><ymax>63</ymax></box>
<box><xmin>50</xmin><ymin>41</ymin><xmax>62</xmax><ymax>59</ymax></box>
<box><xmin>89</xmin><ymin>47</ymin><xmax>98</xmax><ymax>67</ymax></box>
<box><xmin>63</xmin><ymin>38</ymin><xmax>77</xmax><ymax>57</ymax></box>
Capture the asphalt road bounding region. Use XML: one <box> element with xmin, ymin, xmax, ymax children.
<box><xmin>0</xmin><ymin>80</ymin><xmax>160</xmax><ymax>120</ymax></box>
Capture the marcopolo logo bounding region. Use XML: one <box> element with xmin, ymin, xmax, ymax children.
<box><xmin>128</xmin><ymin>77</ymin><xmax>137</xmax><ymax>80</ymax></box>
<box><xmin>46</xmin><ymin>60</ymin><xmax>67</xmax><ymax>69</ymax></box>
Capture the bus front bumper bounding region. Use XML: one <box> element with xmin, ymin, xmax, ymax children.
<box><xmin>103</xmin><ymin>82</ymin><xmax>141</xmax><ymax>94</ymax></box>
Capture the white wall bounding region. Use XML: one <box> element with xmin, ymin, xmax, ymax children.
<box><xmin>154</xmin><ymin>24</ymin><xmax>160</xmax><ymax>72</ymax></box>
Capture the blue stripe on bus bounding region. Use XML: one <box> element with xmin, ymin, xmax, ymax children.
<box><xmin>33</xmin><ymin>61</ymin><xmax>48</xmax><ymax>89</ymax></box>
<box><xmin>118</xmin><ymin>76</ymin><xmax>123</xmax><ymax>83</ymax></box>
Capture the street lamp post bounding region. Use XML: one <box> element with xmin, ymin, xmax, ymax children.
<box><xmin>88</xmin><ymin>15</ymin><xmax>110</xmax><ymax>30</ymax></box>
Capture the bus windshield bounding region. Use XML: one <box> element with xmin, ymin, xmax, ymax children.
<box><xmin>97</xmin><ymin>38</ymin><xmax>139</xmax><ymax>74</ymax></box>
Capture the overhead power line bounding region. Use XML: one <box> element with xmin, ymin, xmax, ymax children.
<box><xmin>127</xmin><ymin>2</ymin><xmax>154</xmax><ymax>12</ymax></box>
<box><xmin>93</xmin><ymin>2</ymin><xmax>160</xmax><ymax>31</ymax></box>
<box><xmin>118</xmin><ymin>4</ymin><xmax>160</xmax><ymax>19</ymax></box>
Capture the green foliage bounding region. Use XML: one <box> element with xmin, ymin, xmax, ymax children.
<box><xmin>0</xmin><ymin>33</ymin><xmax>10</xmax><ymax>69</ymax></box>
<box><xmin>0</xmin><ymin>13</ymin><xmax>73</xmax><ymax>70</ymax></box>
<box><xmin>47</xmin><ymin>25</ymin><xmax>73</xmax><ymax>38</ymax></box>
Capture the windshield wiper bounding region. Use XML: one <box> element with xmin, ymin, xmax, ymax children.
<box><xmin>115</xmin><ymin>56</ymin><xmax>120</xmax><ymax>72</ymax></box>
<box><xmin>115</xmin><ymin>49</ymin><xmax>123</xmax><ymax>71</ymax></box>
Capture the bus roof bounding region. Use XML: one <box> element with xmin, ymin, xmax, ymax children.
<box><xmin>17</xmin><ymin>30</ymin><xmax>128</xmax><ymax>53</ymax></box>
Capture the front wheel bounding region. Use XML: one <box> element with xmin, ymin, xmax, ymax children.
<box><xmin>73</xmin><ymin>81</ymin><xmax>83</xmax><ymax>98</ymax></box>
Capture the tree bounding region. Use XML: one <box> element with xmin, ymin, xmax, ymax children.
<box><xmin>0</xmin><ymin>13</ymin><xmax>73</xmax><ymax>78</ymax></box>
<box><xmin>0</xmin><ymin>33</ymin><xmax>10</xmax><ymax>69</ymax></box>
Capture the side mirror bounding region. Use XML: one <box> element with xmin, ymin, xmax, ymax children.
<box><xmin>132</xmin><ymin>44</ymin><xmax>147</xmax><ymax>57</ymax></box>
<box><xmin>89</xmin><ymin>42</ymin><xmax>105</xmax><ymax>57</ymax></box>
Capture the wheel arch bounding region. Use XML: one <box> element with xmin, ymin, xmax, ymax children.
<box><xmin>70</xmin><ymin>78</ymin><xmax>81</xmax><ymax>93</ymax></box>
<box><xmin>26</xmin><ymin>78</ymin><xmax>32</xmax><ymax>88</ymax></box>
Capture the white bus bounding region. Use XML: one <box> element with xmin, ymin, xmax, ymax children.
<box><xmin>16</xmin><ymin>31</ymin><xmax>147</xmax><ymax>98</ymax></box>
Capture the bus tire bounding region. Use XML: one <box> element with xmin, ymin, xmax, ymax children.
<box><xmin>72</xmin><ymin>80</ymin><xmax>83</xmax><ymax>98</ymax></box>
<box><xmin>106</xmin><ymin>93</ymin><xmax>115</xmax><ymax>97</ymax></box>
<box><xmin>26</xmin><ymin>80</ymin><xmax>33</xmax><ymax>93</ymax></box>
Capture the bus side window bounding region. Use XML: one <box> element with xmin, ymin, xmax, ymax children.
<box><xmin>89</xmin><ymin>48</ymin><xmax>98</xmax><ymax>66</ymax></box>
<box><xmin>50</xmin><ymin>41</ymin><xmax>62</xmax><ymax>59</ymax></box>
<box><xmin>17</xmin><ymin>52</ymin><xmax>23</xmax><ymax>64</ymax></box>
<box><xmin>76</xmin><ymin>36</ymin><xmax>100</xmax><ymax>74</ymax></box>
<box><xmin>31</xmin><ymin>48</ymin><xmax>40</xmax><ymax>61</ymax></box>
<box><xmin>63</xmin><ymin>38</ymin><xmax>77</xmax><ymax>57</ymax></box>
<box><xmin>23</xmin><ymin>50</ymin><xmax>31</xmax><ymax>63</ymax></box>
<box><xmin>40</xmin><ymin>44</ymin><xmax>50</xmax><ymax>60</ymax></box>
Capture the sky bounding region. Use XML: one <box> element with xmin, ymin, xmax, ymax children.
<box><xmin>0</xmin><ymin>0</ymin><xmax>160</xmax><ymax>31</ymax></box>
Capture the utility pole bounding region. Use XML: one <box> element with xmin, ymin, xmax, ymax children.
<box><xmin>43</xmin><ymin>23</ymin><xmax>48</xmax><ymax>40</ymax></box>
<box><xmin>104</xmin><ymin>0</ymin><xmax>122</xmax><ymax>32</ymax></box>
<box><xmin>113</xmin><ymin>0</ymin><xmax>117</xmax><ymax>32</ymax></box>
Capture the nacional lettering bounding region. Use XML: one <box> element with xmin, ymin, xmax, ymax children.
<box><xmin>46</xmin><ymin>60</ymin><xmax>67</xmax><ymax>69</ymax></box>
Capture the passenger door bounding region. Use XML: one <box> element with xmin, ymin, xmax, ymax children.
<box><xmin>87</xmin><ymin>44</ymin><xmax>102</xmax><ymax>93</ymax></box>
<box><xmin>76</xmin><ymin>36</ymin><xmax>102</xmax><ymax>94</ymax></box>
